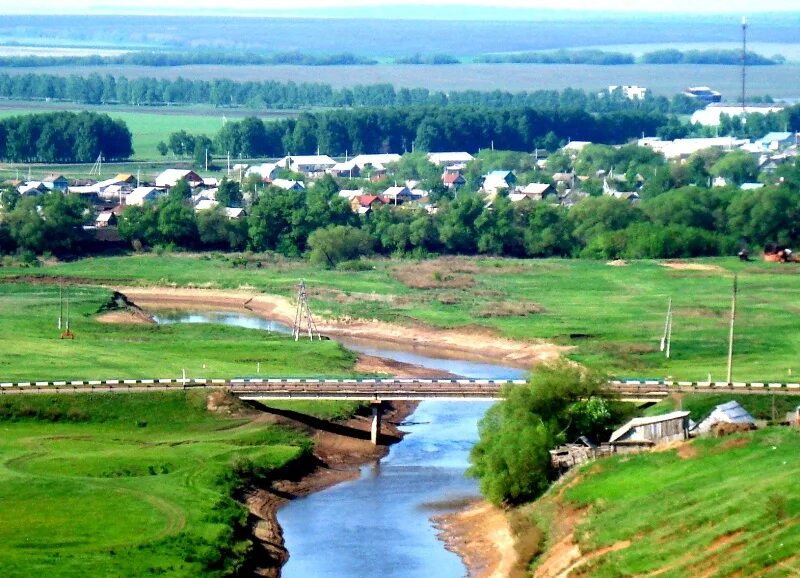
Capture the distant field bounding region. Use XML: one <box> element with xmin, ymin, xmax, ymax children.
<box><xmin>0</xmin><ymin>106</ymin><xmax>289</xmax><ymax>161</ymax></box>
<box><xmin>4</xmin><ymin>254</ymin><xmax>800</xmax><ymax>382</ymax></box>
<box><xmin>2</xmin><ymin>63</ymin><xmax>798</xmax><ymax>98</ymax></box>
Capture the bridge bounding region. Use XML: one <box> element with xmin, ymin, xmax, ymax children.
<box><xmin>3</xmin><ymin>377</ymin><xmax>799</xmax><ymax>443</ymax></box>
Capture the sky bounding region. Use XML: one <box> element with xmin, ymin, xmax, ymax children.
<box><xmin>3</xmin><ymin>0</ymin><xmax>799</xmax><ymax>16</ymax></box>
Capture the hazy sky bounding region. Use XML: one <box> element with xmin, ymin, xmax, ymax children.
<box><xmin>5</xmin><ymin>0</ymin><xmax>800</xmax><ymax>15</ymax></box>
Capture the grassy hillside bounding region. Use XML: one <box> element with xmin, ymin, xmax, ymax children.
<box><xmin>0</xmin><ymin>391</ymin><xmax>316</xmax><ymax>577</ymax></box>
<box><xmin>4</xmin><ymin>254</ymin><xmax>799</xmax><ymax>381</ymax></box>
<box><xmin>0</xmin><ymin>282</ymin><xmax>355</xmax><ymax>381</ymax></box>
<box><xmin>520</xmin><ymin>427</ymin><xmax>800</xmax><ymax>577</ymax></box>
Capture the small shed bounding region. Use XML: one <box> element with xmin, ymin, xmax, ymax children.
<box><xmin>695</xmin><ymin>401</ymin><xmax>756</xmax><ymax>435</ymax></box>
<box><xmin>549</xmin><ymin>437</ymin><xmax>598</xmax><ymax>472</ymax></box>
<box><xmin>609</xmin><ymin>411</ymin><xmax>690</xmax><ymax>453</ymax></box>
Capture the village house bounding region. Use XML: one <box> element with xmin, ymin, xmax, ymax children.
<box><xmin>381</xmin><ymin>185</ymin><xmax>413</xmax><ymax>205</ymax></box>
<box><xmin>155</xmin><ymin>169</ymin><xmax>203</xmax><ymax>189</ymax></box>
<box><xmin>94</xmin><ymin>210</ymin><xmax>117</xmax><ymax>228</ymax></box>
<box><xmin>427</xmin><ymin>152</ymin><xmax>474</xmax><ymax>167</ymax></box>
<box><xmin>18</xmin><ymin>181</ymin><xmax>48</xmax><ymax>197</ymax></box>
<box><xmin>350</xmin><ymin>194</ymin><xmax>384</xmax><ymax>215</ymax></box>
<box><xmin>757</xmin><ymin>132</ymin><xmax>798</xmax><ymax>152</ymax></box>
<box><xmin>280</xmin><ymin>154</ymin><xmax>337</xmax><ymax>176</ymax></box>
<box><xmin>270</xmin><ymin>179</ymin><xmax>306</xmax><ymax>192</ymax></box>
<box><xmin>337</xmin><ymin>188</ymin><xmax>364</xmax><ymax>201</ymax></box>
<box><xmin>509</xmin><ymin>182</ymin><xmax>553</xmax><ymax>202</ymax></box>
<box><xmin>42</xmin><ymin>174</ymin><xmax>69</xmax><ymax>192</ymax></box>
<box><xmin>245</xmin><ymin>163</ymin><xmax>279</xmax><ymax>181</ymax></box>
<box><xmin>608</xmin><ymin>411</ymin><xmax>690</xmax><ymax>453</ymax></box>
<box><xmin>443</xmin><ymin>172</ymin><xmax>466</xmax><ymax>189</ymax></box>
<box><xmin>328</xmin><ymin>160</ymin><xmax>360</xmax><ymax>178</ymax></box>
<box><xmin>126</xmin><ymin>186</ymin><xmax>164</xmax><ymax>206</ymax></box>
<box><xmin>482</xmin><ymin>170</ymin><xmax>516</xmax><ymax>195</ymax></box>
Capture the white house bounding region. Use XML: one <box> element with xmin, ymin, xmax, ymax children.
<box><xmin>350</xmin><ymin>153</ymin><xmax>402</xmax><ymax>168</ymax></box>
<box><xmin>427</xmin><ymin>152</ymin><xmax>474</xmax><ymax>167</ymax></box>
<box><xmin>281</xmin><ymin>155</ymin><xmax>337</xmax><ymax>175</ymax></box>
<box><xmin>608</xmin><ymin>85</ymin><xmax>648</xmax><ymax>100</ymax></box>
<box><xmin>270</xmin><ymin>179</ymin><xmax>306</xmax><ymax>192</ymax></box>
<box><xmin>126</xmin><ymin>187</ymin><xmax>164</xmax><ymax>206</ymax></box>
<box><xmin>382</xmin><ymin>186</ymin><xmax>413</xmax><ymax>204</ymax></box>
<box><xmin>638</xmin><ymin>136</ymin><xmax>749</xmax><ymax>160</ymax></box>
<box><xmin>155</xmin><ymin>169</ymin><xmax>203</xmax><ymax>189</ymax></box>
<box><xmin>245</xmin><ymin>163</ymin><xmax>279</xmax><ymax>180</ymax></box>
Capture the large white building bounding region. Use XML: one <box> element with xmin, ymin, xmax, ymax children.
<box><xmin>690</xmin><ymin>103</ymin><xmax>785</xmax><ymax>126</ymax></box>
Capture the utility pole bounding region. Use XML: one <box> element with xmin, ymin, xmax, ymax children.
<box><xmin>726</xmin><ymin>274</ymin><xmax>738</xmax><ymax>384</ymax></box>
<box><xmin>660</xmin><ymin>297</ymin><xmax>672</xmax><ymax>353</ymax></box>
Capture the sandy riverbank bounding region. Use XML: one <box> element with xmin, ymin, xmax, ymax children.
<box><xmin>434</xmin><ymin>500</ymin><xmax>518</xmax><ymax>578</ymax></box>
<box><xmin>115</xmin><ymin>286</ymin><xmax>569</xmax><ymax>371</ymax></box>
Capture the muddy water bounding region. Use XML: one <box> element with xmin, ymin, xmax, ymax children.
<box><xmin>152</xmin><ymin>310</ymin><xmax>525</xmax><ymax>578</ymax></box>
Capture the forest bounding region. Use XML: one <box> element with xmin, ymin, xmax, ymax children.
<box><xmin>0</xmin><ymin>111</ymin><xmax>132</xmax><ymax>163</ymax></box>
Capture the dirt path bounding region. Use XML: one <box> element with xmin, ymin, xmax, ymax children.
<box><xmin>116</xmin><ymin>286</ymin><xmax>569</xmax><ymax>371</ymax></box>
<box><xmin>434</xmin><ymin>500</ymin><xmax>518</xmax><ymax>578</ymax></box>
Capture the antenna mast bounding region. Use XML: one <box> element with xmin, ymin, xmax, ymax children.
<box><xmin>292</xmin><ymin>280</ymin><xmax>320</xmax><ymax>341</ymax></box>
<box><xmin>741</xmin><ymin>16</ymin><xmax>748</xmax><ymax>116</ymax></box>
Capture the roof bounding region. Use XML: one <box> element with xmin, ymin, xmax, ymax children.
<box><xmin>355</xmin><ymin>194</ymin><xmax>382</xmax><ymax>207</ymax></box>
<box><xmin>126</xmin><ymin>187</ymin><xmax>161</xmax><ymax>205</ymax></box>
<box><xmin>350</xmin><ymin>153</ymin><xmax>401</xmax><ymax>168</ymax></box>
<box><xmin>609</xmin><ymin>411</ymin><xmax>690</xmax><ymax>443</ymax></box>
<box><xmin>194</xmin><ymin>199</ymin><xmax>219</xmax><ymax>211</ymax></box>
<box><xmin>287</xmin><ymin>154</ymin><xmax>337</xmax><ymax>167</ymax></box>
<box><xmin>383</xmin><ymin>186</ymin><xmax>411</xmax><ymax>197</ymax></box>
<box><xmin>427</xmin><ymin>152</ymin><xmax>474</xmax><ymax>165</ymax></box>
<box><xmin>759</xmin><ymin>132</ymin><xmax>793</xmax><ymax>143</ymax></box>
<box><xmin>271</xmin><ymin>179</ymin><xmax>305</xmax><ymax>191</ymax></box>
<box><xmin>521</xmin><ymin>183</ymin><xmax>551</xmax><ymax>195</ymax></box>
<box><xmin>95</xmin><ymin>211</ymin><xmax>115</xmax><ymax>223</ymax></box>
<box><xmin>224</xmin><ymin>207</ymin><xmax>246</xmax><ymax>219</ymax></box>
<box><xmin>43</xmin><ymin>173</ymin><xmax>67</xmax><ymax>182</ymax></box>
<box><xmin>696</xmin><ymin>401</ymin><xmax>755</xmax><ymax>433</ymax></box>
<box><xmin>155</xmin><ymin>169</ymin><xmax>202</xmax><ymax>186</ymax></box>
<box><xmin>443</xmin><ymin>173</ymin><xmax>465</xmax><ymax>184</ymax></box>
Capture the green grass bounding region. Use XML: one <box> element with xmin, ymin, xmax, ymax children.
<box><xmin>0</xmin><ymin>391</ymin><xmax>315</xmax><ymax>577</ymax></box>
<box><xmin>0</xmin><ymin>282</ymin><xmax>356</xmax><ymax>381</ymax></box>
<box><xmin>532</xmin><ymin>427</ymin><xmax>800</xmax><ymax>577</ymax></box>
<box><xmin>4</xmin><ymin>253</ymin><xmax>799</xmax><ymax>382</ymax></box>
<box><xmin>644</xmin><ymin>393</ymin><xmax>799</xmax><ymax>423</ymax></box>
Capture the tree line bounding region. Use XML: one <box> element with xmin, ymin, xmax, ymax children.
<box><xmin>0</xmin><ymin>72</ymin><xmax>705</xmax><ymax>113</ymax></box>
<box><xmin>0</xmin><ymin>111</ymin><xmax>132</xmax><ymax>163</ymax></box>
<box><xmin>0</xmin><ymin>48</ymin><xmax>780</xmax><ymax>68</ymax></box>
<box><xmin>212</xmin><ymin>107</ymin><xmax>668</xmax><ymax>158</ymax></box>
<box><xmin>476</xmin><ymin>48</ymin><xmax>781</xmax><ymax>66</ymax></box>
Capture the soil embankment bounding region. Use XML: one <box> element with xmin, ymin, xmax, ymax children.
<box><xmin>242</xmin><ymin>398</ymin><xmax>419</xmax><ymax>577</ymax></box>
<box><xmin>117</xmin><ymin>286</ymin><xmax>568</xmax><ymax>370</ymax></box>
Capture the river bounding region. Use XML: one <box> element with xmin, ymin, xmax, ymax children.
<box><xmin>152</xmin><ymin>310</ymin><xmax>525</xmax><ymax>578</ymax></box>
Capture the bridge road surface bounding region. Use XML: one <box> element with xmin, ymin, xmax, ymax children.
<box><xmin>1</xmin><ymin>378</ymin><xmax>799</xmax><ymax>400</ymax></box>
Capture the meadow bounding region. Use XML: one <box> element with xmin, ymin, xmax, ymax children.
<box><xmin>3</xmin><ymin>253</ymin><xmax>800</xmax><ymax>382</ymax></box>
<box><xmin>0</xmin><ymin>390</ymin><xmax>324</xmax><ymax>577</ymax></box>
<box><xmin>0</xmin><ymin>282</ymin><xmax>356</xmax><ymax>381</ymax></box>
<box><xmin>522</xmin><ymin>426</ymin><xmax>800</xmax><ymax>576</ymax></box>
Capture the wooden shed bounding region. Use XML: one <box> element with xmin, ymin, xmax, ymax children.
<box><xmin>609</xmin><ymin>411</ymin><xmax>690</xmax><ymax>454</ymax></box>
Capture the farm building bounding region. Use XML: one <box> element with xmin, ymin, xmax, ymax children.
<box><xmin>694</xmin><ymin>401</ymin><xmax>756</xmax><ymax>435</ymax></box>
<box><xmin>427</xmin><ymin>152</ymin><xmax>474</xmax><ymax>167</ymax></box>
<box><xmin>609</xmin><ymin>411</ymin><xmax>690</xmax><ymax>453</ymax></box>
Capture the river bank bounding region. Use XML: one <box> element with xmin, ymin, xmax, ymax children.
<box><xmin>102</xmin><ymin>286</ymin><xmax>531</xmax><ymax>578</ymax></box>
<box><xmin>115</xmin><ymin>286</ymin><xmax>568</xmax><ymax>370</ymax></box>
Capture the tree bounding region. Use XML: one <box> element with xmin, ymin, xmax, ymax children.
<box><xmin>157</xmin><ymin>196</ymin><xmax>197</xmax><ymax>247</ymax></box>
<box><xmin>710</xmin><ymin>150</ymin><xmax>759</xmax><ymax>186</ymax></box>
<box><xmin>216</xmin><ymin>178</ymin><xmax>243</xmax><ymax>208</ymax></box>
<box><xmin>196</xmin><ymin>205</ymin><xmax>247</xmax><ymax>250</ymax></box>
<box><xmin>156</xmin><ymin>141</ymin><xmax>168</xmax><ymax>156</ymax></box>
<box><xmin>469</xmin><ymin>363</ymin><xmax>627</xmax><ymax>506</ymax></box>
<box><xmin>170</xmin><ymin>178</ymin><xmax>192</xmax><ymax>200</ymax></box>
<box><xmin>307</xmin><ymin>225</ymin><xmax>373</xmax><ymax>268</ymax></box>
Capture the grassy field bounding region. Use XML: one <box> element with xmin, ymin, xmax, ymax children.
<box><xmin>521</xmin><ymin>426</ymin><xmax>800</xmax><ymax>577</ymax></box>
<box><xmin>3</xmin><ymin>253</ymin><xmax>800</xmax><ymax>382</ymax></box>
<box><xmin>0</xmin><ymin>390</ymin><xmax>336</xmax><ymax>577</ymax></box>
<box><xmin>0</xmin><ymin>282</ymin><xmax>357</xmax><ymax>381</ymax></box>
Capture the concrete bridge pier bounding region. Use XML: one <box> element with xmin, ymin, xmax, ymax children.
<box><xmin>370</xmin><ymin>401</ymin><xmax>383</xmax><ymax>445</ymax></box>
